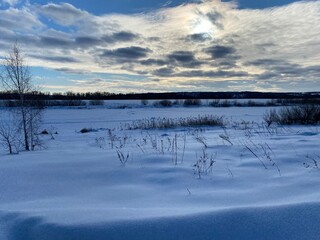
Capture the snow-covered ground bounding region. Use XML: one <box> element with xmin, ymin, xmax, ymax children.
<box><xmin>1</xmin><ymin>106</ymin><xmax>320</xmax><ymax>239</ymax></box>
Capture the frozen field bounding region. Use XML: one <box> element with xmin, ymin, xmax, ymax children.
<box><xmin>1</xmin><ymin>106</ymin><xmax>320</xmax><ymax>239</ymax></box>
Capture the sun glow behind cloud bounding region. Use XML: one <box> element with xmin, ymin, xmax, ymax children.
<box><xmin>191</xmin><ymin>17</ymin><xmax>215</xmax><ymax>36</ymax></box>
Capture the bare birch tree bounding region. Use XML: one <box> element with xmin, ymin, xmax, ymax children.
<box><xmin>0</xmin><ymin>43</ymin><xmax>42</xmax><ymax>151</ymax></box>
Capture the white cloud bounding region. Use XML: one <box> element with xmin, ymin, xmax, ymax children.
<box><xmin>0</xmin><ymin>0</ymin><xmax>19</xmax><ymax>7</ymax></box>
<box><xmin>38</xmin><ymin>3</ymin><xmax>89</xmax><ymax>26</ymax></box>
<box><xmin>1</xmin><ymin>0</ymin><xmax>320</xmax><ymax>92</ymax></box>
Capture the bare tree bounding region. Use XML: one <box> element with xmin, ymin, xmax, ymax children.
<box><xmin>0</xmin><ymin>121</ymin><xmax>20</xmax><ymax>154</ymax></box>
<box><xmin>0</xmin><ymin>43</ymin><xmax>42</xmax><ymax>151</ymax></box>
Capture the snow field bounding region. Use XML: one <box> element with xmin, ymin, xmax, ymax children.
<box><xmin>0</xmin><ymin>106</ymin><xmax>320</xmax><ymax>239</ymax></box>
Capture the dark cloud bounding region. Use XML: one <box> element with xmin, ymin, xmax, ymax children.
<box><xmin>167</xmin><ymin>51</ymin><xmax>203</xmax><ymax>68</ymax></box>
<box><xmin>135</xmin><ymin>70</ymin><xmax>149</xmax><ymax>75</ymax></box>
<box><xmin>54</xmin><ymin>68</ymin><xmax>90</xmax><ymax>74</ymax></box>
<box><xmin>29</xmin><ymin>55</ymin><xmax>79</xmax><ymax>63</ymax></box>
<box><xmin>247</xmin><ymin>59</ymin><xmax>320</xmax><ymax>80</ymax></box>
<box><xmin>101</xmin><ymin>31</ymin><xmax>138</xmax><ymax>44</ymax></box>
<box><xmin>152</xmin><ymin>67</ymin><xmax>175</xmax><ymax>77</ymax></box>
<box><xmin>206</xmin><ymin>45</ymin><xmax>236</xmax><ymax>59</ymax></box>
<box><xmin>153</xmin><ymin>67</ymin><xmax>249</xmax><ymax>78</ymax></box>
<box><xmin>75</xmin><ymin>31</ymin><xmax>138</xmax><ymax>47</ymax></box>
<box><xmin>304</xmin><ymin>65</ymin><xmax>320</xmax><ymax>74</ymax></box>
<box><xmin>209</xmin><ymin>55</ymin><xmax>241</xmax><ymax>69</ymax></box>
<box><xmin>176</xmin><ymin>70</ymin><xmax>249</xmax><ymax>78</ymax></box>
<box><xmin>168</xmin><ymin>51</ymin><xmax>195</xmax><ymax>63</ymax></box>
<box><xmin>256</xmin><ymin>72</ymin><xmax>278</xmax><ymax>80</ymax></box>
<box><xmin>217</xmin><ymin>61</ymin><xmax>237</xmax><ymax>68</ymax></box>
<box><xmin>75</xmin><ymin>36</ymin><xmax>101</xmax><ymax>46</ymax></box>
<box><xmin>111</xmin><ymin>31</ymin><xmax>137</xmax><ymax>42</ymax></box>
<box><xmin>246</xmin><ymin>59</ymin><xmax>285</xmax><ymax>66</ymax></box>
<box><xmin>247</xmin><ymin>59</ymin><xmax>300</xmax><ymax>79</ymax></box>
<box><xmin>206</xmin><ymin>11</ymin><xmax>224</xmax><ymax>29</ymax></box>
<box><xmin>0</xmin><ymin>27</ymin><xmax>15</xmax><ymax>42</ymax></box>
<box><xmin>151</xmin><ymin>78</ymin><xmax>161</xmax><ymax>82</ymax></box>
<box><xmin>100</xmin><ymin>46</ymin><xmax>151</xmax><ymax>60</ymax></box>
<box><xmin>0</xmin><ymin>19</ymin><xmax>19</xmax><ymax>29</ymax></box>
<box><xmin>207</xmin><ymin>11</ymin><xmax>223</xmax><ymax>23</ymax></box>
<box><xmin>82</xmin><ymin>78</ymin><xmax>105</xmax><ymax>85</ymax></box>
<box><xmin>187</xmin><ymin>33</ymin><xmax>212</xmax><ymax>42</ymax></box>
<box><xmin>40</xmin><ymin>36</ymin><xmax>72</xmax><ymax>47</ymax></box>
<box><xmin>247</xmin><ymin>59</ymin><xmax>302</xmax><ymax>77</ymax></box>
<box><xmin>140</xmin><ymin>58</ymin><xmax>167</xmax><ymax>66</ymax></box>
<box><xmin>38</xmin><ymin>31</ymin><xmax>139</xmax><ymax>49</ymax></box>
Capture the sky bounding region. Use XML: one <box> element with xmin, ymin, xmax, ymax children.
<box><xmin>0</xmin><ymin>0</ymin><xmax>319</xmax><ymax>93</ymax></box>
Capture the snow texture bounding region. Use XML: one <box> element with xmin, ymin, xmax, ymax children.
<box><xmin>1</xmin><ymin>106</ymin><xmax>320</xmax><ymax>239</ymax></box>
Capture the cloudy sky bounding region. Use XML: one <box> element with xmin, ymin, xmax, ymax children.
<box><xmin>0</xmin><ymin>0</ymin><xmax>319</xmax><ymax>93</ymax></box>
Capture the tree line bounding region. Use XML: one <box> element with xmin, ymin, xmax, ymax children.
<box><xmin>0</xmin><ymin>90</ymin><xmax>319</xmax><ymax>101</ymax></box>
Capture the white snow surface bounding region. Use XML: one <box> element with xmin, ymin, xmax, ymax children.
<box><xmin>1</xmin><ymin>106</ymin><xmax>320</xmax><ymax>239</ymax></box>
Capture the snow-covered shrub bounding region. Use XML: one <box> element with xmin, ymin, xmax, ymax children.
<box><xmin>41</xmin><ymin>126</ymin><xmax>58</xmax><ymax>140</ymax></box>
<box><xmin>264</xmin><ymin>105</ymin><xmax>320</xmax><ymax>125</ymax></box>
<box><xmin>80</xmin><ymin>128</ymin><xmax>93</xmax><ymax>133</ymax></box>
<box><xmin>141</xmin><ymin>99</ymin><xmax>149</xmax><ymax>106</ymax></box>
<box><xmin>193</xmin><ymin>149</ymin><xmax>216</xmax><ymax>179</ymax></box>
<box><xmin>220</xmin><ymin>99</ymin><xmax>231</xmax><ymax>107</ymax></box>
<box><xmin>116</xmin><ymin>105</ymin><xmax>130</xmax><ymax>109</ymax></box>
<box><xmin>63</xmin><ymin>100</ymin><xmax>86</xmax><ymax>107</ymax></box>
<box><xmin>303</xmin><ymin>154</ymin><xmax>320</xmax><ymax>169</ymax></box>
<box><xmin>247</xmin><ymin>100</ymin><xmax>265</xmax><ymax>107</ymax></box>
<box><xmin>123</xmin><ymin>115</ymin><xmax>224</xmax><ymax>130</ymax></box>
<box><xmin>45</xmin><ymin>100</ymin><xmax>86</xmax><ymax>107</ymax></box>
<box><xmin>209</xmin><ymin>99</ymin><xmax>220</xmax><ymax>107</ymax></box>
<box><xmin>89</xmin><ymin>100</ymin><xmax>104</xmax><ymax>106</ymax></box>
<box><xmin>279</xmin><ymin>105</ymin><xmax>320</xmax><ymax>125</ymax></box>
<box><xmin>183</xmin><ymin>99</ymin><xmax>202</xmax><ymax>106</ymax></box>
<box><xmin>154</xmin><ymin>100</ymin><xmax>173</xmax><ymax>107</ymax></box>
<box><xmin>263</xmin><ymin>109</ymin><xmax>279</xmax><ymax>127</ymax></box>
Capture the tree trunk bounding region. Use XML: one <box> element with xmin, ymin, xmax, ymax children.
<box><xmin>21</xmin><ymin>108</ymin><xmax>30</xmax><ymax>151</ymax></box>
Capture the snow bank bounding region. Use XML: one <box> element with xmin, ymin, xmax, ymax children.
<box><xmin>2</xmin><ymin>203</ymin><xmax>320</xmax><ymax>240</ymax></box>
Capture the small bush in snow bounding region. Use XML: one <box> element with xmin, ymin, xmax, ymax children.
<box><xmin>193</xmin><ymin>149</ymin><xmax>216</xmax><ymax>179</ymax></box>
<box><xmin>123</xmin><ymin>115</ymin><xmax>224</xmax><ymax>130</ymax></box>
<box><xmin>41</xmin><ymin>126</ymin><xmax>58</xmax><ymax>139</ymax></box>
<box><xmin>263</xmin><ymin>109</ymin><xmax>279</xmax><ymax>127</ymax></box>
<box><xmin>141</xmin><ymin>99</ymin><xmax>149</xmax><ymax>106</ymax></box>
<box><xmin>80</xmin><ymin>128</ymin><xmax>93</xmax><ymax>133</ymax></box>
<box><xmin>220</xmin><ymin>99</ymin><xmax>231</xmax><ymax>107</ymax></box>
<box><xmin>264</xmin><ymin>105</ymin><xmax>320</xmax><ymax>125</ymax></box>
<box><xmin>247</xmin><ymin>100</ymin><xmax>265</xmax><ymax>107</ymax></box>
<box><xmin>154</xmin><ymin>100</ymin><xmax>173</xmax><ymax>107</ymax></box>
<box><xmin>303</xmin><ymin>154</ymin><xmax>320</xmax><ymax>169</ymax></box>
<box><xmin>183</xmin><ymin>99</ymin><xmax>202</xmax><ymax>106</ymax></box>
<box><xmin>89</xmin><ymin>99</ymin><xmax>104</xmax><ymax>106</ymax></box>
<box><xmin>209</xmin><ymin>99</ymin><xmax>220</xmax><ymax>107</ymax></box>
